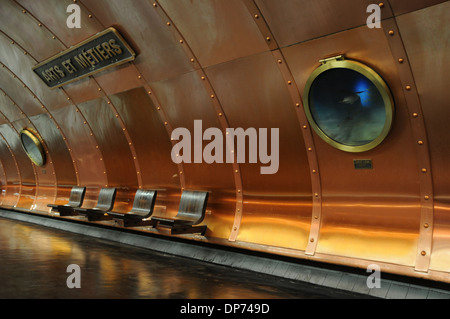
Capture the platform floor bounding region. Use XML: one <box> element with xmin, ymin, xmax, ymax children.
<box><xmin>0</xmin><ymin>216</ymin><xmax>366</xmax><ymax>299</ymax></box>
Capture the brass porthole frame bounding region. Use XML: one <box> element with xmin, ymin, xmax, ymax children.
<box><xmin>20</xmin><ymin>128</ymin><xmax>46</xmax><ymax>167</ymax></box>
<box><xmin>303</xmin><ymin>57</ymin><xmax>395</xmax><ymax>153</ymax></box>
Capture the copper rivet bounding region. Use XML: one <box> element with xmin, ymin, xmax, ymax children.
<box><xmin>422</xmin><ymin>168</ymin><xmax>427</xmax><ymax>173</ymax></box>
<box><xmin>388</xmin><ymin>30</ymin><xmax>394</xmax><ymax>36</ymax></box>
<box><xmin>254</xmin><ymin>14</ymin><xmax>259</xmax><ymax>19</ymax></box>
<box><xmin>52</xmin><ymin>36</ymin><xmax>56</xmax><ymax>39</ymax></box>
<box><xmin>398</xmin><ymin>58</ymin><xmax>404</xmax><ymax>63</ymax></box>
<box><xmin>88</xmin><ymin>14</ymin><xmax>92</xmax><ymax>18</ymax></box>
<box><xmin>201</xmin><ymin>76</ymin><xmax>206</xmax><ymax>80</ymax></box>
<box><xmin>38</xmin><ymin>23</ymin><xmax>42</xmax><ymax>27</ymax></box>
<box><xmin>237</xmin><ymin>190</ymin><xmax>241</xmax><ymax>193</ymax></box>
<box><xmin>310</xmin><ymin>238</ymin><xmax>314</xmax><ymax>243</ymax></box>
<box><xmin>424</xmin><ymin>223</ymin><xmax>429</xmax><ymax>228</ymax></box>
<box><xmin>235</xmin><ymin>170</ymin><xmax>239</xmax><ymax>173</ymax></box>
<box><xmin>138</xmin><ymin>75</ymin><xmax>142</xmax><ymax>79</ymax></box>
<box><xmin>406</xmin><ymin>85</ymin><xmax>411</xmax><ymax>91</ymax></box>
<box><xmin>424</xmin><ymin>195</ymin><xmax>430</xmax><ymax>200</ymax></box>
<box><xmin>314</xmin><ymin>193</ymin><xmax>319</xmax><ymax>197</ymax></box>
<box><xmin>211</xmin><ymin>95</ymin><xmax>215</xmax><ymax>99</ymax></box>
<box><xmin>218</xmin><ymin>113</ymin><xmax>222</xmax><ymax>117</ymax></box>
<box><xmin>277</xmin><ymin>59</ymin><xmax>282</xmax><ymax>64</ymax></box>
<box><xmin>288</xmin><ymin>81</ymin><xmax>292</xmax><ymax>85</ymax></box>
<box><xmin>23</xmin><ymin>10</ymin><xmax>26</xmax><ymax>13</ymax></box>
<box><xmin>157</xmin><ymin>107</ymin><xmax>161</xmax><ymax>110</ymax></box>
<box><xmin>234</xmin><ymin>227</ymin><xmax>237</xmax><ymax>231</ymax></box>
<box><xmin>314</xmin><ymin>216</ymin><xmax>318</xmax><ymax>219</ymax></box>
<box><xmin>296</xmin><ymin>103</ymin><xmax>300</xmax><ymax>107</ymax></box>
<box><xmin>167</xmin><ymin>22</ymin><xmax>171</xmax><ymax>26</ymax></box>
<box><xmin>312</xmin><ymin>170</ymin><xmax>317</xmax><ymax>174</ymax></box>
<box><xmin>164</xmin><ymin>122</ymin><xmax>168</xmax><ymax>125</ymax></box>
<box><xmin>412</xmin><ymin>113</ymin><xmax>419</xmax><ymax>118</ymax></box>
<box><xmin>179</xmin><ymin>40</ymin><xmax>183</xmax><ymax>44</ymax></box>
<box><xmin>153</xmin><ymin>3</ymin><xmax>157</xmax><ymax>7</ymax></box>
<box><xmin>308</xmin><ymin>148</ymin><xmax>312</xmax><ymax>152</ymax></box>
<box><xmin>379</xmin><ymin>3</ymin><xmax>384</xmax><ymax>8</ymax></box>
<box><xmin>303</xmin><ymin>125</ymin><xmax>307</xmax><ymax>129</ymax></box>
<box><xmin>418</xmin><ymin>140</ymin><xmax>424</xmax><ymax>145</ymax></box>
<box><xmin>421</xmin><ymin>251</ymin><xmax>426</xmax><ymax>256</ymax></box>
<box><xmin>266</xmin><ymin>36</ymin><xmax>271</xmax><ymax>41</ymax></box>
<box><xmin>190</xmin><ymin>58</ymin><xmax>195</xmax><ymax>62</ymax></box>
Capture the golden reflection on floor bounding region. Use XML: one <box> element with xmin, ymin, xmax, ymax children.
<box><xmin>0</xmin><ymin>217</ymin><xmax>349</xmax><ymax>299</ymax></box>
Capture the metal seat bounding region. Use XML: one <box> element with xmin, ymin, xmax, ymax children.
<box><xmin>73</xmin><ymin>188</ymin><xmax>116</xmax><ymax>222</ymax></box>
<box><xmin>108</xmin><ymin>189</ymin><xmax>157</xmax><ymax>227</ymax></box>
<box><xmin>47</xmin><ymin>186</ymin><xmax>86</xmax><ymax>216</ymax></box>
<box><xmin>152</xmin><ymin>190</ymin><xmax>208</xmax><ymax>235</ymax></box>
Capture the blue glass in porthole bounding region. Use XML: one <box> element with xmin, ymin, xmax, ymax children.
<box><xmin>308</xmin><ymin>68</ymin><xmax>386</xmax><ymax>146</ymax></box>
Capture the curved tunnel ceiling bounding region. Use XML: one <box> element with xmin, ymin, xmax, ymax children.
<box><xmin>0</xmin><ymin>0</ymin><xmax>449</xmax><ymax>283</ymax></box>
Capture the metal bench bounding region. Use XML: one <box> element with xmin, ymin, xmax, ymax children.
<box><xmin>108</xmin><ymin>189</ymin><xmax>157</xmax><ymax>227</ymax></box>
<box><xmin>47</xmin><ymin>186</ymin><xmax>86</xmax><ymax>216</ymax></box>
<box><xmin>73</xmin><ymin>188</ymin><xmax>116</xmax><ymax>222</ymax></box>
<box><xmin>151</xmin><ymin>190</ymin><xmax>208</xmax><ymax>235</ymax></box>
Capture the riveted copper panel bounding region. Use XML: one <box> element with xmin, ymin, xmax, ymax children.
<box><xmin>389</xmin><ymin>0</ymin><xmax>447</xmax><ymax>16</ymax></box>
<box><xmin>83</xmin><ymin>0</ymin><xmax>195</xmax><ymax>83</ymax></box>
<box><xmin>158</xmin><ymin>0</ymin><xmax>269</xmax><ymax>67</ymax></box>
<box><xmin>77</xmin><ymin>97</ymin><xmax>137</xmax><ymax>188</ymax></box>
<box><xmin>206</xmin><ymin>51</ymin><xmax>312</xmax><ymax>250</ymax></box>
<box><xmin>255</xmin><ymin>0</ymin><xmax>393</xmax><ymax>48</ymax></box>
<box><xmin>17</xmin><ymin>0</ymin><xmax>104</xmax><ymax>47</ymax></box>
<box><xmin>31</xmin><ymin>113</ymin><xmax>76</xmax><ymax>209</ymax></box>
<box><xmin>396</xmin><ymin>2</ymin><xmax>450</xmax><ymax>272</ymax></box>
<box><xmin>109</xmin><ymin>87</ymin><xmax>181</xmax><ymax>216</ymax></box>
<box><xmin>0</xmin><ymin>0</ymin><xmax>66</xmax><ymax>61</ymax></box>
<box><xmin>283</xmin><ymin>25</ymin><xmax>422</xmax><ymax>266</ymax></box>
<box><xmin>50</xmin><ymin>105</ymin><xmax>107</xmax><ymax>188</ymax></box>
<box><xmin>0</xmin><ymin>33</ymin><xmax>70</xmax><ymax>113</ymax></box>
<box><xmin>150</xmin><ymin>71</ymin><xmax>237</xmax><ymax>238</ymax></box>
<box><xmin>381</xmin><ymin>18</ymin><xmax>435</xmax><ymax>272</ymax></box>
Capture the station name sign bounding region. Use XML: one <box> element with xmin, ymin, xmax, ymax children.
<box><xmin>33</xmin><ymin>27</ymin><xmax>135</xmax><ymax>88</ymax></box>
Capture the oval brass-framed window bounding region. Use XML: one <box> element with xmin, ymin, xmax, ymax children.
<box><xmin>20</xmin><ymin>128</ymin><xmax>46</xmax><ymax>166</ymax></box>
<box><xmin>303</xmin><ymin>57</ymin><xmax>394</xmax><ymax>152</ymax></box>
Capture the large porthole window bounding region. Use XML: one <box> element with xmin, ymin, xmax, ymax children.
<box><xmin>303</xmin><ymin>56</ymin><xmax>394</xmax><ymax>152</ymax></box>
<box><xmin>20</xmin><ymin>128</ymin><xmax>46</xmax><ymax>166</ymax></box>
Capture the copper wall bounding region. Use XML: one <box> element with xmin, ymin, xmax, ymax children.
<box><xmin>0</xmin><ymin>0</ymin><xmax>449</xmax><ymax>283</ymax></box>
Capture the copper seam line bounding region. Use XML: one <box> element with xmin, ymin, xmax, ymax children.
<box><xmin>153</xmin><ymin>0</ymin><xmax>244</xmax><ymax>240</ymax></box>
<box><xmin>243</xmin><ymin>0</ymin><xmax>323</xmax><ymax>254</ymax></box>
<box><xmin>382</xmin><ymin>15</ymin><xmax>434</xmax><ymax>272</ymax></box>
<box><xmin>79</xmin><ymin>0</ymin><xmax>186</xmax><ymax>191</ymax></box>
<box><xmin>0</xmin><ymin>131</ymin><xmax>21</xmax><ymax>207</ymax></box>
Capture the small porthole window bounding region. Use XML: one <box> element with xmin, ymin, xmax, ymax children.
<box><xmin>20</xmin><ymin>128</ymin><xmax>46</xmax><ymax>166</ymax></box>
<box><xmin>303</xmin><ymin>56</ymin><xmax>394</xmax><ymax>152</ymax></box>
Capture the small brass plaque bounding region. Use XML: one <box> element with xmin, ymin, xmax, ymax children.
<box><xmin>33</xmin><ymin>27</ymin><xmax>135</xmax><ymax>89</ymax></box>
<box><xmin>354</xmin><ymin>159</ymin><xmax>373</xmax><ymax>170</ymax></box>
